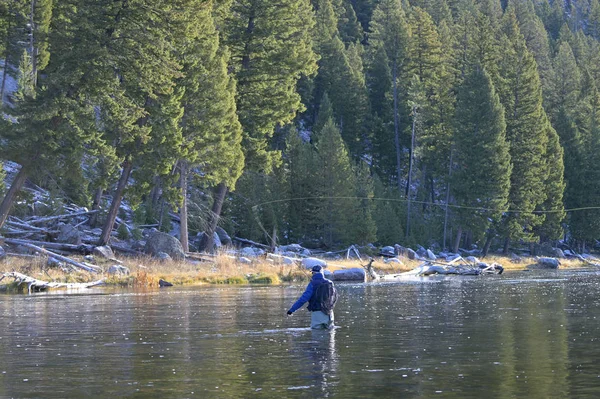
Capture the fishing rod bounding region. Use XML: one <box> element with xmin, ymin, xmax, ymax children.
<box><xmin>249</xmin><ymin>195</ymin><xmax>600</xmax><ymax>215</ymax></box>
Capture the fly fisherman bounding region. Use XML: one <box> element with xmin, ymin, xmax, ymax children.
<box><xmin>287</xmin><ymin>265</ymin><xmax>338</xmax><ymax>329</ymax></box>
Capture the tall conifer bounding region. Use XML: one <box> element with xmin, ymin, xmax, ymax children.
<box><xmin>451</xmin><ymin>65</ymin><xmax>511</xmax><ymax>250</ymax></box>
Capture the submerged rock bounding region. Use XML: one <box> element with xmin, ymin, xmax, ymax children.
<box><xmin>333</xmin><ymin>268</ymin><xmax>366</xmax><ymax>282</ymax></box>
<box><xmin>159</xmin><ymin>279</ymin><xmax>173</xmax><ymax>287</ymax></box>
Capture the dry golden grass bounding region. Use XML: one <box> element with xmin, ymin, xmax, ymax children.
<box><xmin>0</xmin><ymin>249</ymin><xmax>592</xmax><ymax>290</ymax></box>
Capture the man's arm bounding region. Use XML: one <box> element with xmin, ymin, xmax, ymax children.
<box><xmin>287</xmin><ymin>282</ymin><xmax>313</xmax><ymax>314</ymax></box>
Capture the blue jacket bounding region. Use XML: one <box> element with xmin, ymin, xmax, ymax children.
<box><xmin>288</xmin><ymin>272</ymin><xmax>333</xmax><ymax>313</ymax></box>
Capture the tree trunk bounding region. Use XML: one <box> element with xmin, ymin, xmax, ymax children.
<box><xmin>0</xmin><ymin>166</ymin><xmax>29</xmax><ymax>229</ymax></box>
<box><xmin>465</xmin><ymin>230</ymin><xmax>472</xmax><ymax>249</ymax></box>
<box><xmin>452</xmin><ymin>226</ymin><xmax>462</xmax><ymax>253</ymax></box>
<box><xmin>482</xmin><ymin>233</ymin><xmax>493</xmax><ymax>258</ymax></box>
<box><xmin>98</xmin><ymin>159</ymin><xmax>133</xmax><ymax>246</ymax></box>
<box><xmin>179</xmin><ymin>161</ymin><xmax>189</xmax><ymax>252</ymax></box>
<box><xmin>443</xmin><ymin>148</ymin><xmax>454</xmax><ymax>250</ymax></box>
<box><xmin>503</xmin><ymin>237</ymin><xmax>510</xmax><ymax>255</ymax></box>
<box><xmin>89</xmin><ymin>187</ymin><xmax>103</xmax><ymax>227</ymax></box>
<box><xmin>0</xmin><ymin>16</ymin><xmax>12</xmax><ymax>105</ymax></box>
<box><xmin>198</xmin><ymin>182</ymin><xmax>228</xmax><ymax>252</ymax></box>
<box><xmin>393</xmin><ymin>60</ymin><xmax>402</xmax><ymax>193</ymax></box>
<box><xmin>406</xmin><ymin>106</ymin><xmax>417</xmax><ymax>239</ymax></box>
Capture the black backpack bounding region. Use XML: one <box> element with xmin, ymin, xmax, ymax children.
<box><xmin>312</xmin><ymin>280</ymin><xmax>338</xmax><ymax>314</ymax></box>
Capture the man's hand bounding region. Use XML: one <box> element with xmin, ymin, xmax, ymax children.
<box><xmin>287</xmin><ymin>310</ymin><xmax>293</xmax><ymax>316</ymax></box>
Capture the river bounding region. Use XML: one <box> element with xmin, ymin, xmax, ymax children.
<box><xmin>1</xmin><ymin>269</ymin><xmax>600</xmax><ymax>398</ymax></box>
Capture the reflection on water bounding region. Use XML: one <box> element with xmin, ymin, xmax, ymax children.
<box><xmin>1</xmin><ymin>270</ymin><xmax>600</xmax><ymax>397</ymax></box>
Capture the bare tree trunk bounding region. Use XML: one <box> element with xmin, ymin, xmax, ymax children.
<box><xmin>98</xmin><ymin>159</ymin><xmax>133</xmax><ymax>246</ymax></box>
<box><xmin>503</xmin><ymin>237</ymin><xmax>510</xmax><ymax>255</ymax></box>
<box><xmin>198</xmin><ymin>182</ymin><xmax>227</xmax><ymax>252</ymax></box>
<box><xmin>452</xmin><ymin>226</ymin><xmax>462</xmax><ymax>253</ymax></box>
<box><xmin>179</xmin><ymin>161</ymin><xmax>189</xmax><ymax>252</ymax></box>
<box><xmin>482</xmin><ymin>232</ymin><xmax>493</xmax><ymax>257</ymax></box>
<box><xmin>89</xmin><ymin>187</ymin><xmax>103</xmax><ymax>227</ymax></box>
<box><xmin>465</xmin><ymin>230</ymin><xmax>472</xmax><ymax>249</ymax></box>
<box><xmin>0</xmin><ymin>166</ymin><xmax>28</xmax><ymax>229</ymax></box>
<box><xmin>393</xmin><ymin>60</ymin><xmax>402</xmax><ymax>193</ymax></box>
<box><xmin>443</xmin><ymin>148</ymin><xmax>454</xmax><ymax>250</ymax></box>
<box><xmin>406</xmin><ymin>106</ymin><xmax>417</xmax><ymax>239</ymax></box>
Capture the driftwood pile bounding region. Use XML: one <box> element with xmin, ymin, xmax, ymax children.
<box><xmin>0</xmin><ymin>272</ymin><xmax>105</xmax><ymax>293</ymax></box>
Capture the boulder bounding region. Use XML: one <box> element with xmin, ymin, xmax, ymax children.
<box><xmin>536</xmin><ymin>257</ymin><xmax>560</xmax><ymax>269</ymax></box>
<box><xmin>215</xmin><ymin>227</ymin><xmax>232</xmax><ymax>246</ymax></box>
<box><xmin>551</xmin><ymin>248</ymin><xmax>565</xmax><ymax>259</ymax></box>
<box><xmin>302</xmin><ymin>257</ymin><xmax>327</xmax><ymax>269</ymax></box>
<box><xmin>241</xmin><ymin>247</ymin><xmax>260</xmax><ymax>257</ymax></box>
<box><xmin>465</xmin><ymin>256</ymin><xmax>480</xmax><ymax>264</ymax></box>
<box><xmin>57</xmin><ymin>223</ymin><xmax>82</xmax><ymax>245</ymax></box>
<box><xmin>426</xmin><ymin>249</ymin><xmax>437</xmax><ymax>260</ymax></box>
<box><xmin>157</xmin><ymin>252</ymin><xmax>172</xmax><ymax>262</ymax></box>
<box><xmin>108</xmin><ymin>265</ymin><xmax>130</xmax><ymax>275</ymax></box>
<box><xmin>93</xmin><ymin>245</ymin><xmax>116</xmax><ymax>260</ymax></box>
<box><xmin>333</xmin><ymin>268</ymin><xmax>366</xmax><ymax>282</ymax></box>
<box><xmin>159</xmin><ymin>279</ymin><xmax>173</xmax><ymax>287</ymax></box>
<box><xmin>380</xmin><ymin>246</ymin><xmax>396</xmax><ymax>257</ymax></box>
<box><xmin>406</xmin><ymin>248</ymin><xmax>417</xmax><ymax>260</ymax></box>
<box><xmin>144</xmin><ymin>231</ymin><xmax>185</xmax><ymax>261</ymax></box>
<box><xmin>213</xmin><ymin>232</ymin><xmax>222</xmax><ymax>248</ymax></box>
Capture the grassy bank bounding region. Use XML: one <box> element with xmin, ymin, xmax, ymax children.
<box><xmin>0</xmin><ymin>251</ymin><xmax>590</xmax><ymax>291</ymax></box>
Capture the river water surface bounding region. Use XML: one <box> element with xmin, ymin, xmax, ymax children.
<box><xmin>2</xmin><ymin>269</ymin><xmax>600</xmax><ymax>398</ymax></box>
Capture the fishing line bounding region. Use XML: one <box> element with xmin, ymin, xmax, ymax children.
<box><xmin>249</xmin><ymin>196</ymin><xmax>600</xmax><ymax>215</ymax></box>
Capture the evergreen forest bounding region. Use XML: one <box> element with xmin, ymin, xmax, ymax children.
<box><xmin>2</xmin><ymin>0</ymin><xmax>600</xmax><ymax>254</ymax></box>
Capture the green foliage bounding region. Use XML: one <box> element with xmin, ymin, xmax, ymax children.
<box><xmin>497</xmin><ymin>11</ymin><xmax>549</xmax><ymax>243</ymax></box>
<box><xmin>451</xmin><ymin>65</ymin><xmax>511</xmax><ymax>237</ymax></box>
<box><xmin>224</xmin><ymin>0</ymin><xmax>318</xmax><ymax>172</ymax></box>
<box><xmin>117</xmin><ymin>223</ymin><xmax>131</xmax><ymax>240</ymax></box>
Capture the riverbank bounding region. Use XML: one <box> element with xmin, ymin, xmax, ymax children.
<box><xmin>0</xmin><ymin>251</ymin><xmax>591</xmax><ymax>293</ymax></box>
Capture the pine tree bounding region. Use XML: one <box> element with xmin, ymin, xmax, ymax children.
<box><xmin>224</xmin><ymin>0</ymin><xmax>318</xmax><ymax>172</ymax></box>
<box><xmin>369</xmin><ymin>0</ymin><xmax>410</xmax><ymax>192</ymax></box>
<box><xmin>373</xmin><ymin>175</ymin><xmax>404</xmax><ymax>245</ymax></box>
<box><xmin>313</xmin><ymin>118</ymin><xmax>357</xmax><ymax>247</ymax></box>
<box><xmin>177</xmin><ymin>0</ymin><xmax>244</xmax><ymax>251</ymax></box>
<box><xmin>451</xmin><ymin>65</ymin><xmax>511</xmax><ymax>251</ymax></box>
<box><xmin>534</xmin><ymin>117</ymin><xmax>565</xmax><ymax>242</ymax></box>
<box><xmin>497</xmin><ymin>11</ymin><xmax>549</xmax><ymax>248</ymax></box>
<box><xmin>285</xmin><ymin>129</ymin><xmax>320</xmax><ymax>243</ymax></box>
<box><xmin>0</xmin><ymin>0</ymin><xmax>28</xmax><ymax>106</ymax></box>
<box><xmin>310</xmin><ymin>0</ymin><xmax>368</xmax><ymax>158</ymax></box>
<box><xmin>570</xmin><ymin>87</ymin><xmax>600</xmax><ymax>245</ymax></box>
<box><xmin>351</xmin><ymin>161</ymin><xmax>377</xmax><ymax>245</ymax></box>
<box><xmin>549</xmin><ymin>41</ymin><xmax>581</xmax><ymax>120</ymax></box>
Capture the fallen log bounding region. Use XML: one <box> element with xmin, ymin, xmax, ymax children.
<box><xmin>0</xmin><ymin>272</ymin><xmax>105</xmax><ymax>293</ymax></box>
<box><xmin>233</xmin><ymin>237</ymin><xmax>270</xmax><ymax>250</ymax></box>
<box><xmin>3</xmin><ymin>242</ymin><xmax>102</xmax><ymax>273</ymax></box>
<box><xmin>26</xmin><ymin>210</ymin><xmax>99</xmax><ymax>226</ymax></box>
<box><xmin>2</xmin><ymin>238</ymin><xmax>95</xmax><ymax>254</ymax></box>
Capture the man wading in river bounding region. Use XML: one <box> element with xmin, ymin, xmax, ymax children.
<box><xmin>287</xmin><ymin>265</ymin><xmax>338</xmax><ymax>329</ymax></box>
